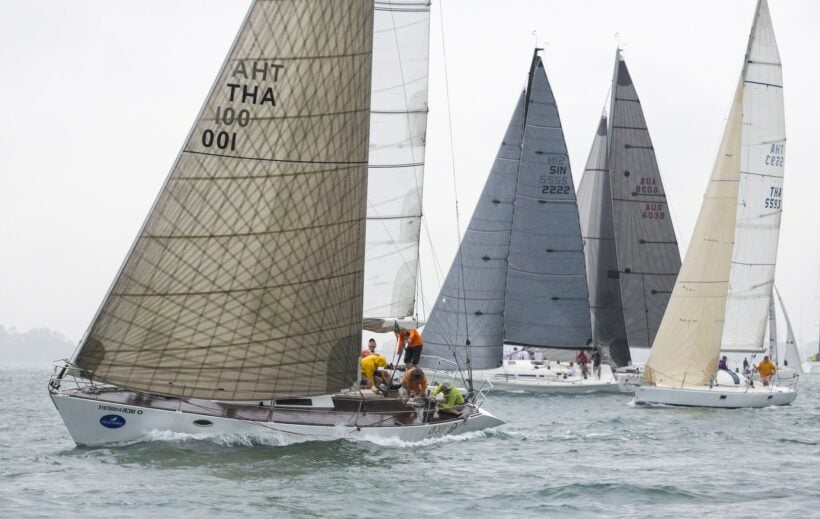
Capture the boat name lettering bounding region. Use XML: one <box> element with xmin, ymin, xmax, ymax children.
<box><xmin>98</xmin><ymin>404</ymin><xmax>143</xmax><ymax>415</ymax></box>
<box><xmin>425</xmin><ymin>422</ymin><xmax>459</xmax><ymax>438</ymax></box>
<box><xmin>764</xmin><ymin>186</ymin><xmax>782</xmax><ymax>209</ymax></box>
<box><xmin>765</xmin><ymin>143</ymin><xmax>784</xmax><ymax>167</ymax></box>
<box><xmin>642</xmin><ymin>202</ymin><xmax>665</xmax><ymax>220</ymax></box>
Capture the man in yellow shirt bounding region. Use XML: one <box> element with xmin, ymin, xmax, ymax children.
<box><xmin>756</xmin><ymin>355</ymin><xmax>777</xmax><ymax>386</ymax></box>
<box><xmin>361</xmin><ymin>353</ymin><xmax>390</xmax><ymax>390</ymax></box>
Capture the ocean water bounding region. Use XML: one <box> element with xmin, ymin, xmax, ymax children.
<box><xmin>1</xmin><ymin>367</ymin><xmax>819</xmax><ymax>518</ymax></box>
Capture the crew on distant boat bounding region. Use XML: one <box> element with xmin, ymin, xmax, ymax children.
<box><xmin>361</xmin><ymin>353</ymin><xmax>392</xmax><ymax>390</ymax></box>
<box><xmin>591</xmin><ymin>349</ymin><xmax>602</xmax><ymax>379</ymax></box>
<box><xmin>401</xmin><ymin>366</ymin><xmax>428</xmax><ymax>400</ymax></box>
<box><xmin>576</xmin><ymin>351</ymin><xmax>589</xmax><ymax>379</ymax></box>
<box><xmin>756</xmin><ymin>356</ymin><xmax>777</xmax><ymax>386</ymax></box>
<box><xmin>432</xmin><ymin>382</ymin><xmax>464</xmax><ymax>415</ymax></box>
<box><xmin>742</xmin><ymin>357</ymin><xmax>751</xmax><ymax>375</ymax></box>
<box><xmin>362</xmin><ymin>337</ymin><xmax>377</xmax><ymax>358</ymax></box>
<box><xmin>718</xmin><ymin>356</ymin><xmax>729</xmax><ymax>371</ymax></box>
<box><xmin>396</xmin><ymin>327</ymin><xmax>424</xmax><ymax>368</ymax></box>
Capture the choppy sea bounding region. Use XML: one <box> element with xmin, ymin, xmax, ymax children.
<box><xmin>1</xmin><ymin>367</ymin><xmax>819</xmax><ymax>518</ymax></box>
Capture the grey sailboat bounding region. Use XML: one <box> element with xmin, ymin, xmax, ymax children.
<box><xmin>48</xmin><ymin>0</ymin><xmax>502</xmax><ymax>447</ymax></box>
<box><xmin>421</xmin><ymin>51</ymin><xmax>616</xmax><ymax>393</ymax></box>
<box><xmin>577</xmin><ymin>50</ymin><xmax>681</xmax><ymax>372</ymax></box>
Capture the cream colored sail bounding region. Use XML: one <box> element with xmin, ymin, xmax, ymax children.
<box><xmin>645</xmin><ymin>0</ymin><xmax>785</xmax><ymax>386</ymax></box>
<box><xmin>73</xmin><ymin>0</ymin><xmax>375</xmax><ymax>400</ymax></box>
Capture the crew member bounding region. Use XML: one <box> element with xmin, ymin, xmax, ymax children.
<box><xmin>396</xmin><ymin>327</ymin><xmax>424</xmax><ymax>368</ymax></box>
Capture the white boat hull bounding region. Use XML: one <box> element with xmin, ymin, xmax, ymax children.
<box><xmin>634</xmin><ymin>384</ymin><xmax>797</xmax><ymax>408</ymax></box>
<box><xmin>50</xmin><ymin>391</ymin><xmax>503</xmax><ymax>447</ymax></box>
<box><xmin>439</xmin><ymin>361</ymin><xmax>622</xmax><ymax>394</ymax></box>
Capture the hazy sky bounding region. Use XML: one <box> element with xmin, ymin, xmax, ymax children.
<box><xmin>1</xmin><ymin>0</ymin><xmax>818</xmax><ymax>349</ymax></box>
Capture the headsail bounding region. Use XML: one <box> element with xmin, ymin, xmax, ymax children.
<box><xmin>73</xmin><ymin>0</ymin><xmax>375</xmax><ymax>400</ymax></box>
<box><xmin>646</xmin><ymin>0</ymin><xmax>785</xmax><ymax>386</ymax></box>
<box><xmin>363</xmin><ymin>1</ymin><xmax>431</xmax><ymax>326</ymax></box>
<box><xmin>577</xmin><ymin>114</ymin><xmax>630</xmax><ymax>367</ymax></box>
<box><xmin>608</xmin><ymin>51</ymin><xmax>681</xmax><ymax>351</ymax></box>
<box><xmin>421</xmin><ymin>93</ymin><xmax>526</xmax><ymax>370</ymax></box>
<box><xmin>423</xmin><ymin>52</ymin><xmax>590</xmax><ymax>370</ymax></box>
<box><xmin>775</xmin><ymin>286</ymin><xmax>803</xmax><ymax>373</ymax></box>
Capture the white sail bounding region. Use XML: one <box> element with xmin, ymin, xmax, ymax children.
<box><xmin>721</xmin><ymin>0</ymin><xmax>785</xmax><ymax>352</ymax></box>
<box><xmin>775</xmin><ymin>286</ymin><xmax>803</xmax><ymax>374</ymax></box>
<box><xmin>362</xmin><ymin>1</ymin><xmax>430</xmax><ymax>324</ymax></box>
<box><xmin>646</xmin><ymin>0</ymin><xmax>785</xmax><ymax>386</ymax></box>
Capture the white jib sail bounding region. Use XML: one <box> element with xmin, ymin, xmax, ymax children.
<box><xmin>362</xmin><ymin>1</ymin><xmax>431</xmax><ymax>324</ymax></box>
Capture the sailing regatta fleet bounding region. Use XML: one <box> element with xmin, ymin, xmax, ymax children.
<box><xmin>50</xmin><ymin>0</ymin><xmax>805</xmax><ymax>446</ymax></box>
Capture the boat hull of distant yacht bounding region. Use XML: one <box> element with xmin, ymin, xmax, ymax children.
<box><xmin>433</xmin><ymin>361</ymin><xmax>622</xmax><ymax>395</ymax></box>
<box><xmin>634</xmin><ymin>384</ymin><xmax>797</xmax><ymax>408</ymax></box>
<box><xmin>49</xmin><ymin>382</ymin><xmax>502</xmax><ymax>447</ymax></box>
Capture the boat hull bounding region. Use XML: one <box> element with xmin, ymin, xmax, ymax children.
<box><xmin>439</xmin><ymin>361</ymin><xmax>622</xmax><ymax>395</ymax></box>
<box><xmin>50</xmin><ymin>390</ymin><xmax>503</xmax><ymax>447</ymax></box>
<box><xmin>634</xmin><ymin>384</ymin><xmax>797</xmax><ymax>408</ymax></box>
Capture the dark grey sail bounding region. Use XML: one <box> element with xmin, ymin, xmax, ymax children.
<box><xmin>607</xmin><ymin>51</ymin><xmax>681</xmax><ymax>350</ymax></box>
<box><xmin>423</xmin><ymin>52</ymin><xmax>591</xmax><ymax>370</ymax></box>
<box><xmin>503</xmin><ymin>56</ymin><xmax>592</xmax><ymax>349</ymax></box>
<box><xmin>421</xmin><ymin>94</ymin><xmax>525</xmax><ymax>370</ymax></box>
<box><xmin>577</xmin><ymin>114</ymin><xmax>630</xmax><ymax>367</ymax></box>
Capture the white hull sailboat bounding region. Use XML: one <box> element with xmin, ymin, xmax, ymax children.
<box><xmin>50</xmin><ymin>0</ymin><xmax>502</xmax><ymax>446</ymax></box>
<box><xmin>576</xmin><ymin>50</ymin><xmax>682</xmax><ymax>388</ymax></box>
<box><xmin>464</xmin><ymin>360</ymin><xmax>621</xmax><ymax>394</ymax></box>
<box><xmin>637</xmin><ymin>0</ymin><xmax>796</xmax><ymax>409</ymax></box>
<box><xmin>421</xmin><ymin>50</ymin><xmax>602</xmax><ymax>394</ymax></box>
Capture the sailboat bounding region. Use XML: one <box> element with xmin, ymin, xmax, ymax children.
<box><xmin>770</xmin><ymin>286</ymin><xmax>802</xmax><ymax>383</ymax></box>
<box><xmin>48</xmin><ymin>0</ymin><xmax>502</xmax><ymax>447</ymax></box>
<box><xmin>576</xmin><ymin>50</ymin><xmax>682</xmax><ymax>392</ymax></box>
<box><xmin>420</xmin><ymin>50</ymin><xmax>618</xmax><ymax>394</ymax></box>
<box><xmin>635</xmin><ymin>0</ymin><xmax>797</xmax><ymax>408</ymax></box>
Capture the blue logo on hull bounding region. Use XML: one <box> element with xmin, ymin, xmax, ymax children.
<box><xmin>100</xmin><ymin>414</ymin><xmax>126</xmax><ymax>429</ymax></box>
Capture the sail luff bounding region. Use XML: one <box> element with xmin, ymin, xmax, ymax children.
<box><xmin>363</xmin><ymin>0</ymin><xmax>431</xmax><ymax>324</ymax></box>
<box><xmin>577</xmin><ymin>113</ymin><xmax>630</xmax><ymax>366</ymax></box>
<box><xmin>74</xmin><ymin>0</ymin><xmax>376</xmax><ymax>400</ymax></box>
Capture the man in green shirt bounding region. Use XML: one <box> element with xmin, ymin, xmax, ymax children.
<box><xmin>431</xmin><ymin>382</ymin><xmax>464</xmax><ymax>414</ymax></box>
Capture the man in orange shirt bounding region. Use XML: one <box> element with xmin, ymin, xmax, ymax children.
<box><xmin>400</xmin><ymin>366</ymin><xmax>428</xmax><ymax>400</ymax></box>
<box><xmin>396</xmin><ymin>327</ymin><xmax>424</xmax><ymax>368</ymax></box>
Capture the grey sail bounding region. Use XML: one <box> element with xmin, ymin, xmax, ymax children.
<box><xmin>423</xmin><ymin>52</ymin><xmax>591</xmax><ymax>370</ymax></box>
<box><xmin>72</xmin><ymin>0</ymin><xmax>375</xmax><ymax>401</ymax></box>
<box><xmin>577</xmin><ymin>114</ymin><xmax>630</xmax><ymax>367</ymax></box>
<box><xmin>421</xmin><ymin>94</ymin><xmax>526</xmax><ymax>370</ymax></box>
<box><xmin>503</xmin><ymin>56</ymin><xmax>592</xmax><ymax>349</ymax></box>
<box><xmin>608</xmin><ymin>52</ymin><xmax>681</xmax><ymax>350</ymax></box>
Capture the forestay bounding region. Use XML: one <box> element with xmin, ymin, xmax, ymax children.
<box><xmin>363</xmin><ymin>1</ymin><xmax>431</xmax><ymax>324</ymax></box>
<box><xmin>73</xmin><ymin>0</ymin><xmax>375</xmax><ymax>400</ymax></box>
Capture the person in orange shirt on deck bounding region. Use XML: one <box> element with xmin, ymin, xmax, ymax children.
<box><xmin>396</xmin><ymin>327</ymin><xmax>424</xmax><ymax>368</ymax></box>
<box><xmin>756</xmin><ymin>355</ymin><xmax>777</xmax><ymax>386</ymax></box>
<box><xmin>400</xmin><ymin>366</ymin><xmax>428</xmax><ymax>400</ymax></box>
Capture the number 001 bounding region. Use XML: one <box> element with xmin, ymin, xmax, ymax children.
<box><xmin>201</xmin><ymin>129</ymin><xmax>237</xmax><ymax>151</ymax></box>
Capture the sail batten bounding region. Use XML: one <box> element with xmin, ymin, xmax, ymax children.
<box><xmin>73</xmin><ymin>0</ymin><xmax>376</xmax><ymax>401</ymax></box>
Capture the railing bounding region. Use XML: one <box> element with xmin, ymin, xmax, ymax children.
<box><xmin>421</xmin><ymin>356</ymin><xmax>494</xmax><ymax>409</ymax></box>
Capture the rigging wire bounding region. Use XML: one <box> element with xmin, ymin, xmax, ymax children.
<box><xmin>436</xmin><ymin>0</ymin><xmax>473</xmax><ymax>394</ymax></box>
